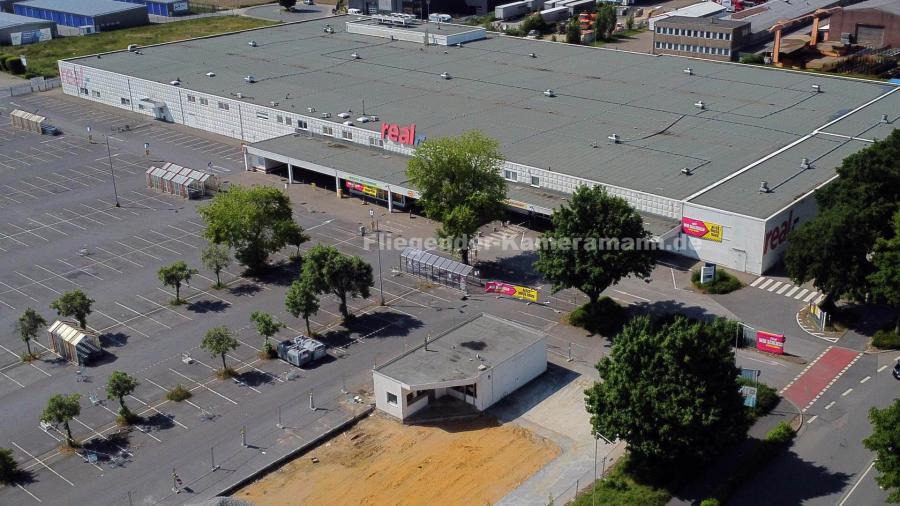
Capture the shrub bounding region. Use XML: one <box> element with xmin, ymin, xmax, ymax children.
<box><xmin>568</xmin><ymin>296</ymin><xmax>627</xmax><ymax>335</ymax></box>
<box><xmin>700</xmin><ymin>499</ymin><xmax>720</xmax><ymax>506</ymax></box>
<box><xmin>5</xmin><ymin>56</ymin><xmax>25</xmax><ymax>74</ymax></box>
<box><xmin>691</xmin><ymin>268</ymin><xmax>743</xmax><ymax>294</ymax></box>
<box><xmin>0</xmin><ymin>57</ymin><xmax>7</xmax><ymax>71</ymax></box>
<box><xmin>166</xmin><ymin>384</ymin><xmax>192</xmax><ymax>402</ymax></box>
<box><xmin>872</xmin><ymin>329</ymin><xmax>900</xmax><ymax>349</ymax></box>
<box><xmin>765</xmin><ymin>421</ymin><xmax>795</xmax><ymax>444</ymax></box>
<box><xmin>571</xmin><ymin>458</ymin><xmax>670</xmax><ymax>506</ymax></box>
<box><xmin>740</xmin><ymin>53</ymin><xmax>765</xmax><ymax>64</ymax></box>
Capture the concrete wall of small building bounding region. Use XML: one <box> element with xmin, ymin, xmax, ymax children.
<box><xmin>0</xmin><ymin>19</ymin><xmax>55</xmax><ymax>45</ymax></box>
<box><xmin>677</xmin><ymin>202</ymin><xmax>767</xmax><ymax>274</ymax></box>
<box><xmin>476</xmin><ymin>336</ymin><xmax>546</xmax><ymax>410</ymax></box>
<box><xmin>93</xmin><ymin>8</ymin><xmax>148</xmax><ymax>31</ymax></box>
<box><xmin>373</xmin><ymin>371</ymin><xmax>405</xmax><ymax>419</ymax></box>
<box><xmin>829</xmin><ymin>7</ymin><xmax>900</xmax><ymax>48</ymax></box>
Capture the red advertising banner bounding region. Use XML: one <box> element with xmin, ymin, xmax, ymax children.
<box><xmin>681</xmin><ymin>217</ymin><xmax>723</xmax><ymax>242</ymax></box>
<box><xmin>756</xmin><ymin>330</ymin><xmax>785</xmax><ymax>355</ymax></box>
<box><xmin>484</xmin><ymin>281</ymin><xmax>538</xmax><ymax>302</ymax></box>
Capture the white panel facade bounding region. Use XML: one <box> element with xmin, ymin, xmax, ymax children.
<box><xmin>477</xmin><ymin>337</ymin><xmax>546</xmax><ymax>410</ymax></box>
<box><xmin>373</xmin><ymin>371</ymin><xmax>404</xmax><ymax>419</ymax></box>
<box><xmin>677</xmin><ymin>202</ymin><xmax>767</xmax><ymax>274</ymax></box>
<box><xmin>760</xmin><ymin>193</ymin><xmax>818</xmax><ymax>274</ymax></box>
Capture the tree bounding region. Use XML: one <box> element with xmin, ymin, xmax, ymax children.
<box><xmin>250</xmin><ymin>311</ymin><xmax>284</xmax><ymax>347</ymax></box>
<box><xmin>278</xmin><ymin>220</ymin><xmax>310</xmax><ymax>260</ymax></box>
<box><xmin>407</xmin><ymin>131</ymin><xmax>506</xmax><ymax>264</ymax></box>
<box><xmin>285</xmin><ymin>277</ymin><xmax>320</xmax><ymax>335</ymax></box>
<box><xmin>519</xmin><ymin>13</ymin><xmax>548</xmax><ymax>35</ymax></box>
<box><xmin>201</xmin><ymin>326</ymin><xmax>239</xmax><ymax>374</ymax></box>
<box><xmin>0</xmin><ymin>447</ymin><xmax>19</xmax><ymax>484</ymax></box>
<box><xmin>50</xmin><ymin>290</ymin><xmax>94</xmax><ymax>329</ymax></box>
<box><xmin>279</xmin><ymin>0</ymin><xmax>297</xmax><ymax>10</ymax></box>
<box><xmin>565</xmin><ymin>18</ymin><xmax>581</xmax><ymax>44</ymax></box>
<box><xmin>41</xmin><ymin>393</ymin><xmax>81</xmax><ymax>447</ymax></box>
<box><xmin>786</xmin><ymin>130</ymin><xmax>900</xmax><ymax>311</ymax></box>
<box><xmin>585</xmin><ymin>316</ymin><xmax>747</xmax><ymax>478</ymax></box>
<box><xmin>157</xmin><ymin>261</ymin><xmax>198</xmax><ymax>304</ymax></box>
<box><xmin>625</xmin><ymin>14</ymin><xmax>634</xmax><ymax>30</ymax></box>
<box><xmin>863</xmin><ymin>399</ymin><xmax>900</xmax><ymax>502</ymax></box>
<box><xmin>201</xmin><ymin>243</ymin><xmax>231</xmax><ymax>289</ymax></box>
<box><xmin>595</xmin><ymin>3</ymin><xmax>617</xmax><ymax>40</ymax></box>
<box><xmin>534</xmin><ymin>185</ymin><xmax>653</xmax><ymax>310</ymax></box>
<box><xmin>198</xmin><ymin>185</ymin><xmax>296</xmax><ymax>273</ymax></box>
<box><xmin>302</xmin><ymin>244</ymin><xmax>373</xmax><ymax>320</ymax></box>
<box><xmin>15</xmin><ymin>307</ymin><xmax>46</xmax><ymax>358</ymax></box>
<box><xmin>105</xmin><ymin>371</ymin><xmax>138</xmax><ymax>419</ymax></box>
<box><xmin>868</xmin><ymin>210</ymin><xmax>900</xmax><ymax>334</ymax></box>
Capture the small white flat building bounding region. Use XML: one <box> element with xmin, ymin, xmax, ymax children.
<box><xmin>373</xmin><ymin>313</ymin><xmax>547</xmax><ymax>422</ymax></box>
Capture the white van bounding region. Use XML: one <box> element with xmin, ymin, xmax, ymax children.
<box><xmin>428</xmin><ymin>13</ymin><xmax>451</xmax><ymax>23</ymax></box>
<box><xmin>347</xmin><ymin>8</ymin><xmax>362</xmax><ymax>14</ymax></box>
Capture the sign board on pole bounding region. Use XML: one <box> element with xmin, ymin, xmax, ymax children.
<box><xmin>740</xmin><ymin>386</ymin><xmax>757</xmax><ymax>408</ymax></box>
<box><xmin>700</xmin><ymin>262</ymin><xmax>716</xmax><ymax>284</ymax></box>
<box><xmin>484</xmin><ymin>281</ymin><xmax>538</xmax><ymax>302</ymax></box>
<box><xmin>756</xmin><ymin>330</ymin><xmax>785</xmax><ymax>355</ymax></box>
<box><xmin>739</xmin><ymin>368</ymin><xmax>760</xmax><ymax>383</ymax></box>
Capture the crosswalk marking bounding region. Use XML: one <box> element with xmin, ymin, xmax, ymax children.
<box><xmin>785</xmin><ymin>286</ymin><xmax>800</xmax><ymax>297</ymax></box>
<box><xmin>750</xmin><ymin>277</ymin><xmax>765</xmax><ymax>287</ymax></box>
<box><xmin>776</xmin><ymin>284</ymin><xmax>790</xmax><ymax>294</ymax></box>
<box><xmin>803</xmin><ymin>291</ymin><xmax>819</xmax><ymax>302</ymax></box>
<box><xmin>767</xmin><ymin>281</ymin><xmax>783</xmax><ymax>292</ymax></box>
<box><xmin>794</xmin><ymin>288</ymin><xmax>809</xmax><ymax>300</ymax></box>
<box><xmin>758</xmin><ymin>278</ymin><xmax>774</xmax><ymax>290</ymax></box>
<box><xmin>750</xmin><ymin>277</ymin><xmax>821</xmax><ymax>303</ymax></box>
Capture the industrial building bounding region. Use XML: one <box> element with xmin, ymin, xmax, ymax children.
<box><xmin>14</xmin><ymin>0</ymin><xmax>148</xmax><ymax>33</ymax></box>
<box><xmin>648</xmin><ymin>1</ymin><xmax>726</xmax><ymax>31</ymax></box>
<box><xmin>827</xmin><ymin>0</ymin><xmax>900</xmax><ymax>48</ymax></box>
<box><xmin>0</xmin><ymin>11</ymin><xmax>54</xmax><ymax>45</ymax></box>
<box><xmin>373</xmin><ymin>313</ymin><xmax>547</xmax><ymax>422</ymax></box>
<box><xmin>653</xmin><ymin>17</ymin><xmax>750</xmax><ymax>61</ymax></box>
<box><xmin>58</xmin><ymin>16</ymin><xmax>900</xmax><ymax>275</ymax></box>
<box><xmin>119</xmin><ymin>0</ymin><xmax>189</xmax><ymax>17</ymax></box>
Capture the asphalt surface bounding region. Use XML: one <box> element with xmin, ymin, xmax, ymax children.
<box><xmin>0</xmin><ymin>89</ymin><xmax>894</xmax><ymax>505</ymax></box>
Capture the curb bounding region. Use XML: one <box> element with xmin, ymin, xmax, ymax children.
<box><xmin>215</xmin><ymin>404</ymin><xmax>374</xmax><ymax>498</ymax></box>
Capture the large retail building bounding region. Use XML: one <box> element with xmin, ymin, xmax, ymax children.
<box><xmin>57</xmin><ymin>16</ymin><xmax>900</xmax><ymax>275</ymax></box>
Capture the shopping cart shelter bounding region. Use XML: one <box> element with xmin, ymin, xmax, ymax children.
<box><xmin>48</xmin><ymin>320</ymin><xmax>101</xmax><ymax>366</ymax></box>
<box><xmin>145</xmin><ymin>162</ymin><xmax>216</xmax><ymax>198</ymax></box>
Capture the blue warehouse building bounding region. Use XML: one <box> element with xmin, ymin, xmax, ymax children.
<box><xmin>119</xmin><ymin>0</ymin><xmax>189</xmax><ymax>17</ymax></box>
<box><xmin>14</xmin><ymin>0</ymin><xmax>148</xmax><ymax>32</ymax></box>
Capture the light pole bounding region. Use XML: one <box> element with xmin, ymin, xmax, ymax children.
<box><xmin>376</xmin><ymin>230</ymin><xmax>385</xmax><ymax>306</ymax></box>
<box><xmin>593</xmin><ymin>432</ymin><xmax>612</xmax><ymax>506</ymax></box>
<box><xmin>106</xmin><ymin>136</ymin><xmax>120</xmax><ymax>207</ymax></box>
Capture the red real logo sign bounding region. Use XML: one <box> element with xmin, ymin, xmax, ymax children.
<box><xmin>380</xmin><ymin>123</ymin><xmax>426</xmax><ymax>146</ymax></box>
<box><xmin>763</xmin><ymin>209</ymin><xmax>801</xmax><ymax>255</ymax></box>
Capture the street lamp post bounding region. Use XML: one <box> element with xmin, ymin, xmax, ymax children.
<box><xmin>376</xmin><ymin>230</ymin><xmax>385</xmax><ymax>305</ymax></box>
<box><xmin>592</xmin><ymin>432</ymin><xmax>613</xmax><ymax>506</ymax></box>
<box><xmin>106</xmin><ymin>136</ymin><xmax>120</xmax><ymax>207</ymax></box>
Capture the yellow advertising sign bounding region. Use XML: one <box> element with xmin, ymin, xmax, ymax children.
<box><xmin>681</xmin><ymin>217</ymin><xmax>723</xmax><ymax>242</ymax></box>
<box><xmin>514</xmin><ymin>286</ymin><xmax>538</xmax><ymax>302</ymax></box>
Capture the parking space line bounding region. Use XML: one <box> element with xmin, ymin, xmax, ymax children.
<box><xmin>168</xmin><ymin>368</ymin><xmax>238</xmax><ymax>405</ymax></box>
<box><xmin>15</xmin><ymin>271</ymin><xmax>62</xmax><ymax>294</ymax></box>
<box><xmin>16</xmin><ymin>483</ymin><xmax>42</xmax><ymax>502</ymax></box>
<box><xmin>135</xmin><ymin>294</ymin><xmax>191</xmax><ymax>320</ymax></box>
<box><xmin>126</xmin><ymin>394</ymin><xmax>189</xmax><ymax>429</ymax></box>
<box><xmin>34</xmin><ymin>264</ymin><xmax>82</xmax><ymax>288</ymax></box>
<box><xmin>0</xmin><ymin>229</ymin><xmax>28</xmax><ymax>246</ymax></box>
<box><xmin>0</xmin><ymin>279</ymin><xmax>39</xmax><ymax>302</ymax></box>
<box><xmin>143</xmin><ymin>376</ymin><xmax>204</xmax><ymax>412</ymax></box>
<box><xmin>95</xmin><ymin>246</ymin><xmax>142</xmax><ymax>267</ymax></box>
<box><xmin>31</xmin><ymin>176</ymin><xmax>71</xmax><ymax>193</ymax></box>
<box><xmin>10</xmin><ymin>441</ymin><xmax>75</xmax><ymax>487</ymax></box>
<box><xmin>51</xmin><ymin>172</ymin><xmax>91</xmax><ymax>188</ymax></box>
<box><xmin>115</xmin><ymin>301</ymin><xmax>171</xmax><ymax>329</ymax></box>
<box><xmin>1</xmin><ymin>370</ymin><xmax>25</xmax><ymax>387</ymax></box>
<box><xmin>56</xmin><ymin>258</ymin><xmax>104</xmax><ymax>281</ymax></box>
<box><xmin>149</xmin><ymin>228</ymin><xmax>198</xmax><ymax>249</ymax></box>
<box><xmin>93</xmin><ymin>309</ymin><xmax>151</xmax><ymax>338</ymax></box>
<box><xmin>132</xmin><ymin>235</ymin><xmax>181</xmax><ymax>255</ymax></box>
<box><xmin>45</xmin><ymin>211</ymin><xmax>87</xmax><ymax>230</ymax></box>
<box><xmin>7</xmin><ymin>222</ymin><xmax>48</xmax><ymax>242</ymax></box>
<box><xmin>116</xmin><ymin>240</ymin><xmax>161</xmax><ymax>260</ymax></box>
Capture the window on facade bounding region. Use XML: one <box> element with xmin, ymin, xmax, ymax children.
<box><xmin>342</xmin><ymin>131</ymin><xmax>352</xmax><ymax>140</ymax></box>
<box><xmin>369</xmin><ymin>137</ymin><xmax>383</xmax><ymax>147</ymax></box>
<box><xmin>724</xmin><ymin>49</ymin><xmax>730</xmax><ymax>56</ymax></box>
<box><xmin>256</xmin><ymin>111</ymin><xmax>269</xmax><ymax>120</ymax></box>
<box><xmin>284</xmin><ymin>116</ymin><xmax>290</xmax><ymax>125</ymax></box>
<box><xmin>276</xmin><ymin>115</ymin><xmax>283</xmax><ymax>124</ymax></box>
<box><xmin>200</xmin><ymin>98</ymin><xmax>209</xmax><ymax>106</ymax></box>
<box><xmin>530</xmin><ymin>175</ymin><xmax>540</xmax><ymax>187</ymax></box>
<box><xmin>503</xmin><ymin>169</ymin><xmax>518</xmax><ymax>182</ymax></box>
<box><xmin>187</xmin><ymin>95</ymin><xmax>196</xmax><ymax>103</ymax></box>
<box><xmin>120</xmin><ymin>98</ymin><xmax>130</xmax><ymax>105</ymax></box>
<box><xmin>386</xmin><ymin>392</ymin><xmax>398</xmax><ymax>405</ymax></box>
<box><xmin>725</xmin><ymin>33</ymin><xmax>731</xmax><ymax>40</ymax></box>
<box><xmin>218</xmin><ymin>102</ymin><xmax>229</xmax><ymax>110</ymax></box>
<box><xmin>92</xmin><ymin>90</ymin><xmax>101</xmax><ymax>98</ymax></box>
<box><xmin>322</xmin><ymin>125</ymin><xmax>333</xmax><ymax>136</ymax></box>
<box><xmin>297</xmin><ymin>119</ymin><xmax>308</xmax><ymax>129</ymax></box>
<box><xmin>138</xmin><ymin>104</ymin><xmax>145</xmax><ymax>110</ymax></box>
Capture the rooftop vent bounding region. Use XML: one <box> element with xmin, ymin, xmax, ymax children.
<box><xmin>543</xmin><ymin>89</ymin><xmax>555</xmax><ymax>97</ymax></box>
<box><xmin>343</xmin><ymin>121</ymin><xmax>354</xmax><ymax>126</ymax></box>
<box><xmin>170</xmin><ymin>79</ymin><xmax>181</xmax><ymax>86</ymax></box>
<box><xmin>356</xmin><ymin>116</ymin><xmax>370</xmax><ymax>123</ymax></box>
<box><xmin>684</xmin><ymin>67</ymin><xmax>693</xmax><ymax>75</ymax></box>
<box><xmin>478</xmin><ymin>364</ymin><xmax>488</xmax><ymax>371</ymax></box>
<box><xmin>307</xmin><ymin>107</ymin><xmax>316</xmax><ymax>113</ymax></box>
<box><xmin>440</xmin><ymin>71</ymin><xmax>451</xmax><ymax>79</ymax></box>
<box><xmin>244</xmin><ymin>75</ymin><xmax>256</xmax><ymax>83</ymax></box>
<box><xmin>759</xmin><ymin>181</ymin><xmax>771</xmax><ymax>193</ymax></box>
<box><xmin>800</xmin><ymin>157</ymin><xmax>811</xmax><ymax>169</ymax></box>
<box><xmin>681</xmin><ymin>167</ymin><xmax>692</xmax><ymax>175</ymax></box>
<box><xmin>457</xmin><ymin>42</ymin><xmax>463</xmax><ymax>47</ymax></box>
<box><xmin>321</xmin><ymin>112</ymin><xmax>332</xmax><ymax>118</ymax></box>
<box><xmin>350</xmin><ymin>52</ymin><xmax>360</xmax><ymax>59</ymax></box>
<box><xmin>205</xmin><ymin>72</ymin><xmax>215</xmax><ymax>77</ymax></box>
<box><xmin>811</xmin><ymin>84</ymin><xmax>821</xmax><ymax>92</ymax></box>
<box><xmin>880</xmin><ymin>114</ymin><xmax>890</xmax><ymax>123</ymax></box>
<box><xmin>248</xmin><ymin>40</ymin><xmax>257</xmax><ymax>47</ymax></box>
<box><xmin>324</xmin><ymin>25</ymin><xmax>334</xmax><ymax>34</ymax></box>
<box><xmin>270</xmin><ymin>101</ymin><xmax>278</xmax><ymax>107</ymax></box>
<box><xmin>337</xmin><ymin>112</ymin><xmax>351</xmax><ymax>119</ymax></box>
<box><xmin>236</xmin><ymin>92</ymin><xmax>243</xmax><ymax>99</ymax></box>
<box><xmin>127</xmin><ymin>44</ymin><xmax>139</xmax><ymax>52</ymax></box>
<box><xmin>608</xmin><ymin>133</ymin><xmax>620</xmax><ymax>143</ymax></box>
<box><xmin>529</xmin><ymin>52</ymin><xmax>536</xmax><ymax>58</ymax></box>
<box><xmin>694</xmin><ymin>100</ymin><xmax>705</xmax><ymax>110</ymax></box>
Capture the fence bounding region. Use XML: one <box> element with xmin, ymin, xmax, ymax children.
<box><xmin>0</xmin><ymin>76</ymin><xmax>60</xmax><ymax>98</ymax></box>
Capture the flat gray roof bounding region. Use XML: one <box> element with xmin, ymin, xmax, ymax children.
<box><xmin>348</xmin><ymin>16</ymin><xmax>481</xmax><ymax>35</ymax></box>
<box><xmin>374</xmin><ymin>313</ymin><xmax>545</xmax><ymax>387</ymax></box>
<box><xmin>16</xmin><ymin>0</ymin><xmax>145</xmax><ymax>16</ymax></box>
<box><xmin>0</xmin><ymin>11</ymin><xmax>53</xmax><ymax>28</ymax></box>
<box><xmin>657</xmin><ymin>16</ymin><xmax>748</xmax><ymax>29</ymax></box>
<box><xmin>68</xmin><ymin>17</ymin><xmax>900</xmax><ymax>219</ymax></box>
<box><xmin>727</xmin><ymin>0</ymin><xmax>842</xmax><ymax>33</ymax></box>
<box><xmin>844</xmin><ymin>0</ymin><xmax>900</xmax><ymax>15</ymax></box>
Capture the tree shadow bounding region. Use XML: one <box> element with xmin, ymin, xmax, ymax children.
<box><xmin>89</xmin><ymin>350</ymin><xmax>118</xmax><ymax>366</ymax></box>
<box><xmin>227</xmin><ymin>283</ymin><xmax>262</xmax><ymax>297</ymax></box>
<box><xmin>245</xmin><ymin>259</ymin><xmax>298</xmax><ymax>287</ymax></box>
<box><xmin>5</xmin><ymin>468</ymin><xmax>36</xmax><ymax>486</ymax></box>
<box><xmin>81</xmin><ymin>432</ymin><xmax>132</xmax><ymax>463</ymax></box>
<box><xmin>319</xmin><ymin>312</ymin><xmax>423</xmax><ymax>348</ymax></box>
<box><xmin>238</xmin><ymin>369</ymin><xmax>276</xmax><ymax>388</ymax></box>
<box><xmin>475</xmin><ymin>251</ymin><xmax>544</xmax><ymax>286</ymax></box>
<box><xmin>629</xmin><ymin>299</ymin><xmax>721</xmax><ymax>325</ymax></box>
<box><xmin>724</xmin><ymin>447</ymin><xmax>851</xmax><ymax>505</ymax></box>
<box><xmin>99</xmin><ymin>332</ymin><xmax>128</xmax><ymax>348</ymax></box>
<box><xmin>186</xmin><ymin>300</ymin><xmax>228</xmax><ymax>313</ymax></box>
<box><xmin>143</xmin><ymin>412</ymin><xmax>176</xmax><ymax>431</ymax></box>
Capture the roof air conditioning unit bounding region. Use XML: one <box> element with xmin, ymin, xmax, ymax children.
<box><xmin>681</xmin><ymin>167</ymin><xmax>692</xmax><ymax>175</ymax></box>
<box><xmin>356</xmin><ymin>116</ymin><xmax>370</xmax><ymax>123</ymax></box>
<box><xmin>127</xmin><ymin>44</ymin><xmax>139</xmax><ymax>52</ymax></box>
<box><xmin>369</xmin><ymin>115</ymin><xmax>379</xmax><ymax>121</ymax></box>
<box><xmin>351</xmin><ymin>52</ymin><xmax>360</xmax><ymax>59</ymax></box>
<box><xmin>811</xmin><ymin>84</ymin><xmax>821</xmax><ymax>92</ymax></box>
<box><xmin>249</xmin><ymin>40</ymin><xmax>257</xmax><ymax>47</ymax></box>
<box><xmin>324</xmin><ymin>26</ymin><xmax>334</xmax><ymax>34</ymax></box>
<box><xmin>205</xmin><ymin>72</ymin><xmax>215</xmax><ymax>77</ymax></box>
<box><xmin>694</xmin><ymin>100</ymin><xmax>705</xmax><ymax>109</ymax></box>
<box><xmin>529</xmin><ymin>52</ymin><xmax>536</xmax><ymax>58</ymax></box>
<box><xmin>338</xmin><ymin>112</ymin><xmax>351</xmax><ymax>119</ymax></box>
<box><xmin>170</xmin><ymin>79</ymin><xmax>181</xmax><ymax>86</ymax></box>
<box><xmin>800</xmin><ymin>157</ymin><xmax>811</xmax><ymax>169</ymax></box>
<box><xmin>608</xmin><ymin>134</ymin><xmax>619</xmax><ymax>143</ymax></box>
<box><xmin>270</xmin><ymin>101</ymin><xmax>278</xmax><ymax>107</ymax></box>
<box><xmin>543</xmin><ymin>89</ymin><xmax>555</xmax><ymax>97</ymax></box>
<box><xmin>880</xmin><ymin>114</ymin><xmax>890</xmax><ymax>123</ymax></box>
<box><xmin>478</xmin><ymin>364</ymin><xmax>487</xmax><ymax>371</ymax></box>
<box><xmin>440</xmin><ymin>71</ymin><xmax>451</xmax><ymax>79</ymax></box>
<box><xmin>307</xmin><ymin>107</ymin><xmax>316</xmax><ymax>113</ymax></box>
<box><xmin>759</xmin><ymin>181</ymin><xmax>771</xmax><ymax>193</ymax></box>
<box><xmin>321</xmin><ymin>112</ymin><xmax>332</xmax><ymax>118</ymax></box>
<box><xmin>684</xmin><ymin>67</ymin><xmax>693</xmax><ymax>75</ymax></box>
<box><xmin>343</xmin><ymin>121</ymin><xmax>354</xmax><ymax>126</ymax></box>
<box><xmin>457</xmin><ymin>42</ymin><xmax>463</xmax><ymax>47</ymax></box>
<box><xmin>244</xmin><ymin>75</ymin><xmax>256</xmax><ymax>83</ymax></box>
<box><xmin>236</xmin><ymin>92</ymin><xmax>243</xmax><ymax>98</ymax></box>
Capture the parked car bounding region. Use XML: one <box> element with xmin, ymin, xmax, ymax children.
<box><xmin>347</xmin><ymin>8</ymin><xmax>362</xmax><ymax>14</ymax></box>
<box><xmin>41</xmin><ymin>124</ymin><xmax>61</xmax><ymax>136</ymax></box>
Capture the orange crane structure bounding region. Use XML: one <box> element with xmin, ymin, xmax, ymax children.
<box><xmin>768</xmin><ymin>6</ymin><xmax>841</xmax><ymax>65</ymax></box>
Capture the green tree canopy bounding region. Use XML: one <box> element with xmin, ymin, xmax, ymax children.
<box><xmin>595</xmin><ymin>3</ymin><xmax>617</xmax><ymax>40</ymax></box>
<box><xmin>868</xmin><ymin>210</ymin><xmax>900</xmax><ymax>333</ymax></box>
<box><xmin>520</xmin><ymin>13</ymin><xmax>548</xmax><ymax>35</ymax></box>
<box><xmin>407</xmin><ymin>131</ymin><xmax>507</xmax><ymax>264</ymax></box>
<box><xmin>585</xmin><ymin>316</ymin><xmax>747</xmax><ymax>478</ymax></box>
<box><xmin>786</xmin><ymin>129</ymin><xmax>900</xmax><ymax>309</ymax></box>
<box><xmin>0</xmin><ymin>447</ymin><xmax>19</xmax><ymax>484</ymax></box>
<box><xmin>41</xmin><ymin>393</ymin><xmax>81</xmax><ymax>446</ymax></box>
<box><xmin>50</xmin><ymin>290</ymin><xmax>94</xmax><ymax>329</ymax></box>
<box><xmin>566</xmin><ymin>18</ymin><xmax>581</xmax><ymax>44</ymax></box>
<box><xmin>278</xmin><ymin>219</ymin><xmax>310</xmax><ymax>259</ymax></box>
<box><xmin>200</xmin><ymin>242</ymin><xmax>231</xmax><ymax>289</ymax></box>
<box><xmin>250</xmin><ymin>311</ymin><xmax>284</xmax><ymax>345</ymax></box>
<box><xmin>302</xmin><ymin>244</ymin><xmax>373</xmax><ymax>319</ymax></box>
<box><xmin>105</xmin><ymin>371</ymin><xmax>138</xmax><ymax>417</ymax></box>
<box><xmin>15</xmin><ymin>307</ymin><xmax>46</xmax><ymax>357</ymax></box>
<box><xmin>157</xmin><ymin>261</ymin><xmax>198</xmax><ymax>304</ymax></box>
<box><xmin>285</xmin><ymin>277</ymin><xmax>320</xmax><ymax>335</ymax></box>
<box><xmin>863</xmin><ymin>399</ymin><xmax>900</xmax><ymax>502</ymax></box>
<box><xmin>534</xmin><ymin>185</ymin><xmax>653</xmax><ymax>309</ymax></box>
<box><xmin>198</xmin><ymin>185</ymin><xmax>295</xmax><ymax>273</ymax></box>
<box><xmin>201</xmin><ymin>326</ymin><xmax>239</xmax><ymax>372</ymax></box>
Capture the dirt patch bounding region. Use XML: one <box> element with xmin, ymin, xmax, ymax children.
<box><xmin>235</xmin><ymin>413</ymin><xmax>559</xmax><ymax>506</ymax></box>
